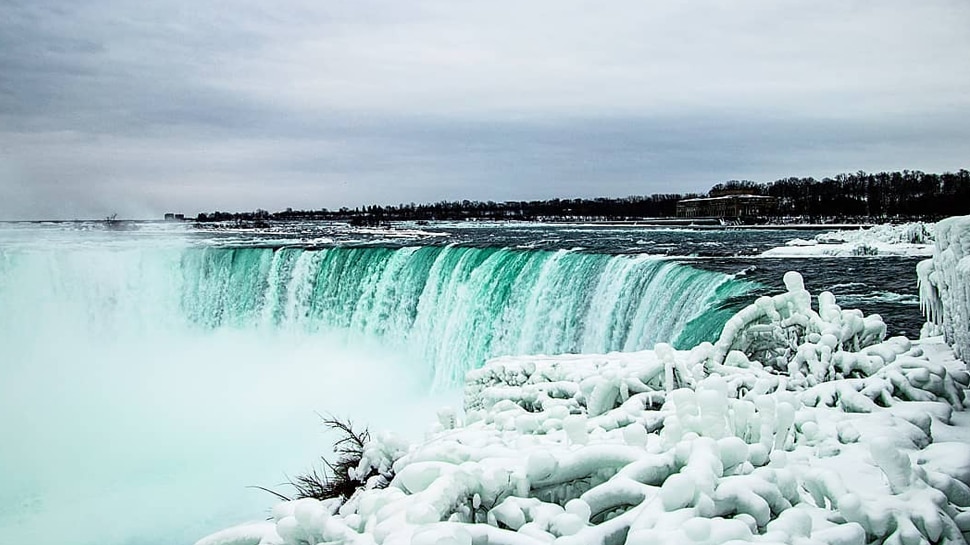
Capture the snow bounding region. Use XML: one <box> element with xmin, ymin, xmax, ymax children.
<box><xmin>815</xmin><ymin>222</ymin><xmax>935</xmax><ymax>245</ymax></box>
<box><xmin>198</xmin><ymin>264</ymin><xmax>970</xmax><ymax>545</ymax></box>
<box><xmin>761</xmin><ymin>222</ymin><xmax>935</xmax><ymax>257</ymax></box>
<box><xmin>919</xmin><ymin>215</ymin><xmax>970</xmax><ymax>361</ymax></box>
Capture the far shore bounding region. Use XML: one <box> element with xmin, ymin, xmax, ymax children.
<box><xmin>0</xmin><ymin>218</ymin><xmax>885</xmax><ymax>231</ymax></box>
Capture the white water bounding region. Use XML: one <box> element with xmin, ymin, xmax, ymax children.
<box><xmin>177</xmin><ymin>246</ymin><xmax>754</xmax><ymax>387</ymax></box>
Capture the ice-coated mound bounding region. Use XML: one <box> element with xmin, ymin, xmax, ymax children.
<box><xmin>816</xmin><ymin>222</ymin><xmax>936</xmax><ymax>246</ymax></box>
<box><xmin>197</xmin><ymin>272</ymin><xmax>970</xmax><ymax>545</ymax></box>
<box><xmin>712</xmin><ymin>271</ymin><xmax>888</xmax><ymax>378</ymax></box>
<box><xmin>762</xmin><ymin>222</ymin><xmax>936</xmax><ymax>257</ymax></box>
<box><xmin>919</xmin><ymin>215</ymin><xmax>970</xmax><ymax>361</ymax></box>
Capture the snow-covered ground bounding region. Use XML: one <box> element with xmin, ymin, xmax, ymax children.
<box><xmin>761</xmin><ymin>222</ymin><xmax>935</xmax><ymax>257</ymax></box>
<box><xmin>197</xmin><ymin>261</ymin><xmax>970</xmax><ymax>545</ymax></box>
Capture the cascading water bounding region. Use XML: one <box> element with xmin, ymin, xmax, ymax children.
<box><xmin>1</xmin><ymin>244</ymin><xmax>755</xmax><ymax>381</ymax></box>
<box><xmin>178</xmin><ymin>245</ymin><xmax>757</xmax><ymax>386</ymax></box>
<box><xmin>0</xmin><ymin>239</ymin><xmax>756</xmax><ymax>545</ymax></box>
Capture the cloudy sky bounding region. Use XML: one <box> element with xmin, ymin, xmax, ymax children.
<box><xmin>1</xmin><ymin>0</ymin><xmax>968</xmax><ymax>219</ymax></box>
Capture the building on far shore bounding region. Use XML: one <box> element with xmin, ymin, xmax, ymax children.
<box><xmin>164</xmin><ymin>213</ymin><xmax>185</xmax><ymax>221</ymax></box>
<box><xmin>676</xmin><ymin>194</ymin><xmax>777</xmax><ymax>219</ymax></box>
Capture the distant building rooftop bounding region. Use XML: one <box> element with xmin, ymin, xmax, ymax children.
<box><xmin>676</xmin><ymin>194</ymin><xmax>777</xmax><ymax>218</ymax></box>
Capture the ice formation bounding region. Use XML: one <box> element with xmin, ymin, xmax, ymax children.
<box><xmin>815</xmin><ymin>223</ymin><xmax>936</xmax><ymax>246</ymax></box>
<box><xmin>919</xmin><ymin>215</ymin><xmax>970</xmax><ymax>360</ymax></box>
<box><xmin>762</xmin><ymin>222</ymin><xmax>935</xmax><ymax>257</ymax></box>
<box><xmin>198</xmin><ymin>269</ymin><xmax>970</xmax><ymax>545</ymax></box>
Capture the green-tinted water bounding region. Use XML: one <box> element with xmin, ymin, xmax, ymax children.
<box><xmin>179</xmin><ymin>246</ymin><xmax>757</xmax><ymax>386</ymax></box>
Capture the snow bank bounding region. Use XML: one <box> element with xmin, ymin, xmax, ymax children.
<box><xmin>198</xmin><ymin>271</ymin><xmax>970</xmax><ymax>545</ymax></box>
<box><xmin>761</xmin><ymin>222</ymin><xmax>935</xmax><ymax>257</ymax></box>
<box><xmin>816</xmin><ymin>223</ymin><xmax>935</xmax><ymax>246</ymax></box>
<box><xmin>919</xmin><ymin>215</ymin><xmax>970</xmax><ymax>360</ymax></box>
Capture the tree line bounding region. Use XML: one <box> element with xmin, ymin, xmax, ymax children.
<box><xmin>761</xmin><ymin>170</ymin><xmax>969</xmax><ymax>220</ymax></box>
<box><xmin>194</xmin><ymin>169</ymin><xmax>970</xmax><ymax>224</ymax></box>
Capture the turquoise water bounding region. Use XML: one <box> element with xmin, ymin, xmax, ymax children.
<box><xmin>178</xmin><ymin>246</ymin><xmax>755</xmax><ymax>386</ymax></box>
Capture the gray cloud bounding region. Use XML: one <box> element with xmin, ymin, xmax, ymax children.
<box><xmin>1</xmin><ymin>0</ymin><xmax>968</xmax><ymax>219</ymax></box>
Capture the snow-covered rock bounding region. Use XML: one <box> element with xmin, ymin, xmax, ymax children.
<box><xmin>198</xmin><ymin>271</ymin><xmax>970</xmax><ymax>545</ymax></box>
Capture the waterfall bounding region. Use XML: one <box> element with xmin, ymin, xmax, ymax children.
<box><xmin>0</xmin><ymin>244</ymin><xmax>756</xmax><ymax>386</ymax></box>
<box><xmin>0</xmin><ymin>240</ymin><xmax>758</xmax><ymax>544</ymax></box>
<box><xmin>177</xmin><ymin>246</ymin><xmax>757</xmax><ymax>386</ymax></box>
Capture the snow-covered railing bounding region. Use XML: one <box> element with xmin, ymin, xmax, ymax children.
<box><xmin>919</xmin><ymin>215</ymin><xmax>970</xmax><ymax>360</ymax></box>
<box><xmin>198</xmin><ymin>272</ymin><xmax>970</xmax><ymax>545</ymax></box>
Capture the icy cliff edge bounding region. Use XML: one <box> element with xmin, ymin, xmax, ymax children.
<box><xmin>919</xmin><ymin>215</ymin><xmax>970</xmax><ymax>360</ymax></box>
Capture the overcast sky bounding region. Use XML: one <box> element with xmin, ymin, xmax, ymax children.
<box><xmin>1</xmin><ymin>0</ymin><xmax>968</xmax><ymax>219</ymax></box>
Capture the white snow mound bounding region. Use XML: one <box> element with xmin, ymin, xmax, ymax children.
<box><xmin>198</xmin><ymin>270</ymin><xmax>970</xmax><ymax>545</ymax></box>
<box><xmin>762</xmin><ymin>222</ymin><xmax>935</xmax><ymax>257</ymax></box>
